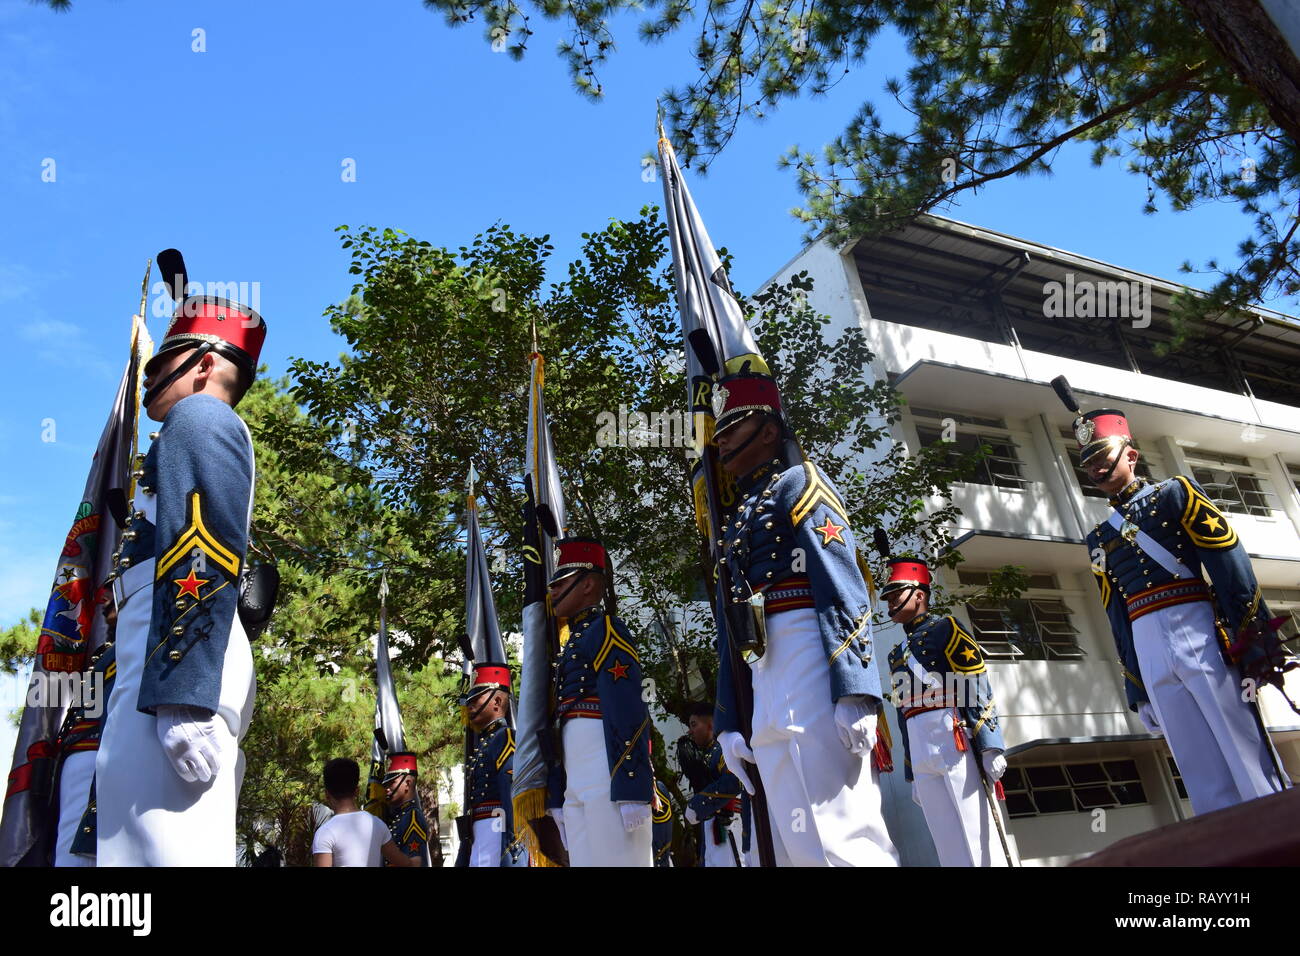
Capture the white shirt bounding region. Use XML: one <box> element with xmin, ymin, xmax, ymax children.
<box><xmin>311</xmin><ymin>810</ymin><xmax>392</xmax><ymax>866</ymax></box>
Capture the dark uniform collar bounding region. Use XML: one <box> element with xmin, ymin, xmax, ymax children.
<box><xmin>1108</xmin><ymin>477</ymin><xmax>1148</xmax><ymax>508</ymax></box>
<box><xmin>737</xmin><ymin>457</ymin><xmax>786</xmax><ymax>495</ymax></box>
<box><xmin>570</xmin><ymin>604</ymin><xmax>603</xmax><ymax>628</ymax></box>
<box><xmin>482</xmin><ymin>716</ymin><xmax>508</xmax><ymax>736</ymax></box>
<box><xmin>902</xmin><ymin>610</ymin><xmax>933</xmax><ymax>635</ymax></box>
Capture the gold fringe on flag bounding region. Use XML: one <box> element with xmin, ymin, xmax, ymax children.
<box><xmin>513</xmin><ymin>787</ymin><xmax>563</xmax><ymax>867</ymax></box>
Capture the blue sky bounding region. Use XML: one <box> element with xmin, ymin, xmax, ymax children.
<box><xmin>0</xmin><ymin>2</ymin><xmax>1280</xmax><ymax>766</ymax></box>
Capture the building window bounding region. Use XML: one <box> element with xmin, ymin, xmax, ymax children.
<box><xmin>1262</xmin><ymin>588</ymin><xmax>1300</xmax><ymax>637</ymax></box>
<box><xmin>1288</xmin><ymin>462</ymin><xmax>1300</xmax><ymax>497</ymax></box>
<box><xmin>913</xmin><ymin>410</ymin><xmax>1032</xmax><ymax>490</ymax></box>
<box><xmin>957</xmin><ymin>570</ymin><xmax>1084</xmax><ymax>662</ymax></box>
<box><xmin>1002</xmin><ymin>760</ymin><xmax>1148</xmax><ymax>818</ymax></box>
<box><xmin>1059</xmin><ymin>429</ymin><xmax>1155</xmax><ymax>498</ymax></box>
<box><xmin>1165</xmin><ymin>756</ymin><xmax>1188</xmax><ymax>801</ymax></box>
<box><xmin>1184</xmin><ymin>450</ymin><xmax>1280</xmax><ymax>518</ymax></box>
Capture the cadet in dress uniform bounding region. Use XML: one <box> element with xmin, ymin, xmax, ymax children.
<box><xmin>52</xmin><ymin>592</ymin><xmax>116</xmax><ymax>867</ymax></box>
<box><xmin>711</xmin><ymin>372</ymin><xmax>898</xmax><ymax>867</ymax></box>
<box><xmin>652</xmin><ymin>778</ymin><xmax>675</xmax><ymax>867</ymax></box>
<box><xmin>1054</xmin><ymin>380</ymin><xmax>1292</xmax><ymax>814</ymax></box>
<box><xmin>548</xmin><ymin>537</ymin><xmax>654</xmax><ymax>867</ymax></box>
<box><xmin>96</xmin><ymin>269</ymin><xmax>266</xmax><ymax>866</ymax></box>
<box><xmin>383</xmin><ymin>752</ymin><xmax>431</xmax><ymax>866</ymax></box>
<box><xmin>680</xmin><ymin>701</ymin><xmax>744</xmax><ymax>866</ymax></box>
<box><xmin>459</xmin><ymin>663</ymin><xmax>517</xmax><ymax>867</ymax></box>
<box><xmin>881</xmin><ymin>557</ymin><xmax>1009</xmax><ymax>867</ymax></box>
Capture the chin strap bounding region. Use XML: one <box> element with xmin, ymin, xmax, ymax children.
<box><xmin>719</xmin><ymin>412</ymin><xmax>779</xmax><ymax>466</ymax></box>
<box><xmin>467</xmin><ymin>689</ymin><xmax>498</xmax><ymax>726</ymax></box>
<box><xmin>1088</xmin><ymin>439</ymin><xmax>1131</xmax><ymax>489</ymax></box>
<box><xmin>553</xmin><ymin>570</ymin><xmax>597</xmax><ymax>616</ymax></box>
<box><xmin>142</xmin><ymin>343</ymin><xmax>214</xmax><ymax>410</ymax></box>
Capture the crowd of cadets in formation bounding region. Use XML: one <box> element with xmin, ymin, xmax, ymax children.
<box><xmin>44</xmin><ymin>284</ymin><xmax>1294</xmax><ymax>868</ymax></box>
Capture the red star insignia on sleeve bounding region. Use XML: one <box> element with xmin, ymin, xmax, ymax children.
<box><xmin>607</xmin><ymin>658</ymin><xmax>630</xmax><ymax>681</ymax></box>
<box><xmin>173</xmin><ymin>569</ymin><xmax>208</xmax><ymax>599</ymax></box>
<box><xmin>814</xmin><ymin>516</ymin><xmax>846</xmax><ymax>546</ymax></box>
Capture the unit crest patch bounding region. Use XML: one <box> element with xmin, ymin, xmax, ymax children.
<box><xmin>1177</xmin><ymin>477</ymin><xmax>1238</xmax><ymax>550</ymax></box>
<box><xmin>945</xmin><ymin>624</ymin><xmax>985</xmax><ymax>674</ymax></box>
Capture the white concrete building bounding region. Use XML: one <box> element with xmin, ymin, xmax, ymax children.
<box><xmin>761</xmin><ymin>214</ymin><xmax>1300</xmax><ymax>865</ymax></box>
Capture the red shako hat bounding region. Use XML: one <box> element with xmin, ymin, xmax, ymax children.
<box><xmin>880</xmin><ymin>557</ymin><xmax>933</xmax><ymax>596</ymax></box>
<box><xmin>549</xmin><ymin>537</ymin><xmax>608</xmax><ymax>587</ymax></box>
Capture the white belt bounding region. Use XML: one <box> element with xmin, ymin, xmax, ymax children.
<box><xmin>111</xmin><ymin>557</ymin><xmax>155</xmax><ymax>608</ymax></box>
<box><xmin>1106</xmin><ymin>511</ymin><xmax>1192</xmax><ymax>580</ymax></box>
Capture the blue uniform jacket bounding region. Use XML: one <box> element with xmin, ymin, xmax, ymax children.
<box><xmin>139</xmin><ymin>394</ymin><xmax>253</xmax><ymax>716</ymax></box>
<box><xmin>685</xmin><ymin>739</ymin><xmax>742</xmax><ymax>822</ymax></box>
<box><xmin>886</xmin><ymin>612</ymin><xmax>1005</xmax><ymax>782</ymax></box>
<box><xmin>652</xmin><ymin>778</ymin><xmax>674</xmax><ymax>867</ymax></box>
<box><xmin>465</xmin><ymin>718</ymin><xmax>515</xmax><ymax>862</ymax></box>
<box><xmin>1085</xmin><ymin>476</ymin><xmax>1286</xmax><ymax>711</ymax></box>
<box><xmin>554</xmin><ymin>606</ymin><xmax>653</xmax><ymax>803</ymax></box>
<box><xmin>388</xmin><ymin>799</ymin><xmax>430</xmax><ymax>866</ymax></box>
<box><xmin>715</xmin><ymin>458</ymin><xmax>881</xmax><ymax>734</ymax></box>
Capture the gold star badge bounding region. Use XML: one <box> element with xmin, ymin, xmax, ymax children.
<box><xmin>1201</xmin><ymin>513</ymin><xmax>1224</xmax><ymax>533</ymax></box>
<box><xmin>815</xmin><ymin>516</ymin><xmax>846</xmax><ymax>546</ymax></box>
<box><xmin>173</xmin><ymin>569</ymin><xmax>208</xmax><ymax>600</ymax></box>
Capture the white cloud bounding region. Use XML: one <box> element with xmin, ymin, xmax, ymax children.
<box><xmin>18</xmin><ymin>318</ymin><xmax>81</xmax><ymax>343</ymax></box>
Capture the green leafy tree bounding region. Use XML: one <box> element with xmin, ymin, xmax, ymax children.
<box><xmin>263</xmin><ymin>207</ymin><xmax>997</xmax><ymax>748</ymax></box>
<box><xmin>235</xmin><ymin>377</ymin><xmax>468</xmax><ymax>864</ymax></box>
<box><xmin>1</xmin><ymin>610</ymin><xmax>41</xmax><ymax>731</ymax></box>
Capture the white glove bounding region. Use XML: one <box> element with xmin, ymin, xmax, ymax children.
<box><xmin>684</xmin><ymin>806</ymin><xmax>699</xmax><ymax>825</ymax></box>
<box><xmin>981</xmin><ymin>750</ymin><xmax>1007</xmax><ymax>781</ymax></box>
<box><xmin>717</xmin><ymin>731</ymin><xmax>756</xmax><ymax>796</ymax></box>
<box><xmin>156</xmin><ymin>704</ymin><xmax>221</xmax><ymax>783</ymax></box>
<box><xmin>1137</xmin><ymin>702</ymin><xmax>1162</xmax><ymax>735</ymax></box>
<box><xmin>546</xmin><ymin>807</ymin><xmax>567</xmax><ymax>849</ymax></box>
<box><xmin>618</xmin><ymin>802</ymin><xmax>651</xmax><ymax>832</ymax></box>
<box><xmin>833</xmin><ymin>696</ymin><xmax>876</xmax><ymax>755</ymax></box>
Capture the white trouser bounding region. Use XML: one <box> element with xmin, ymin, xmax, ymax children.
<box><xmin>908</xmin><ymin>709</ymin><xmax>1007</xmax><ymax>867</ymax></box>
<box><xmin>1132</xmin><ymin>599</ymin><xmax>1286</xmax><ymax>815</ymax></box>
<box><xmin>748</xmin><ymin>607</ymin><xmax>898</xmax><ymax>867</ymax></box>
<box><xmin>701</xmin><ymin>812</ymin><xmax>744</xmax><ymax>867</ymax></box>
<box><xmin>54</xmin><ymin>750</ymin><xmax>97</xmax><ymax>867</ymax></box>
<box><xmin>561</xmin><ymin>717</ymin><xmax>652</xmax><ymax>867</ymax></box>
<box><xmin>470</xmin><ymin>816</ymin><xmax>503</xmax><ymax>867</ymax></box>
<box><xmin>96</xmin><ymin>557</ymin><xmax>256</xmax><ymax>866</ymax></box>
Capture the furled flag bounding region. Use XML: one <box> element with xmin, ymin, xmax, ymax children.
<box><xmin>512</xmin><ymin>351</ymin><xmax>568</xmax><ymax>866</ymax></box>
<box><xmin>656</xmin><ymin>124</ymin><xmax>785</xmax><ymax>864</ymax></box>
<box><xmin>362</xmin><ymin>571</ymin><xmax>406</xmax><ymax>819</ymax></box>
<box><xmin>453</xmin><ymin>467</ymin><xmax>516</xmax><ymax>866</ymax></box>
<box><xmin>1</xmin><ymin>277</ymin><xmax>153</xmax><ymax>866</ymax></box>
<box><xmin>464</xmin><ymin>467</ymin><xmax>510</xmax><ymax>687</ymax></box>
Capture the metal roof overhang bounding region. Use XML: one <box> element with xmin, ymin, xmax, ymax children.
<box><xmin>893</xmin><ymin>359</ymin><xmax>1300</xmax><ymax>460</ymax></box>
<box><xmin>849</xmin><ymin>214</ymin><xmax>1300</xmax><ymax>403</ymax></box>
